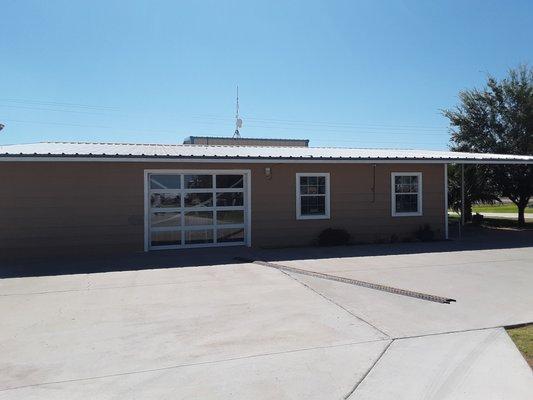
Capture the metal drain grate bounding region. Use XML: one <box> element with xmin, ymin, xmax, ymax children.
<box><xmin>237</xmin><ymin>258</ymin><xmax>456</xmax><ymax>304</ymax></box>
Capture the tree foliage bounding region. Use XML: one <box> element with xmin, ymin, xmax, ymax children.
<box><xmin>447</xmin><ymin>164</ymin><xmax>500</xmax><ymax>221</ymax></box>
<box><xmin>443</xmin><ymin>65</ymin><xmax>533</xmax><ymax>225</ymax></box>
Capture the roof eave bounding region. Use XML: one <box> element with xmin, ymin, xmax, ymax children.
<box><xmin>0</xmin><ymin>154</ymin><xmax>532</xmax><ymax>164</ymax></box>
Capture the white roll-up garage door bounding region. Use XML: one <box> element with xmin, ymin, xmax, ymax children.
<box><xmin>144</xmin><ymin>170</ymin><xmax>250</xmax><ymax>250</ymax></box>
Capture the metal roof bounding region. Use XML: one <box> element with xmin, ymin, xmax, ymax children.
<box><xmin>0</xmin><ymin>141</ymin><xmax>532</xmax><ymax>164</ymax></box>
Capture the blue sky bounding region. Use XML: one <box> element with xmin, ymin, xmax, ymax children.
<box><xmin>1</xmin><ymin>0</ymin><xmax>531</xmax><ymax>149</ymax></box>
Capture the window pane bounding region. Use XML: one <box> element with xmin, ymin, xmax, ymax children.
<box><xmin>301</xmin><ymin>195</ymin><xmax>326</xmax><ymax>215</ymax></box>
<box><xmin>217</xmin><ymin>228</ymin><xmax>245</xmax><ymax>243</ymax></box>
<box><xmin>184</xmin><ymin>211</ymin><xmax>214</xmax><ymax>226</ymax></box>
<box><xmin>300</xmin><ymin>176</ymin><xmax>326</xmax><ymax>195</ymax></box>
<box><xmin>185</xmin><ymin>229</ymin><xmax>213</xmax><ymax>244</ymax></box>
<box><xmin>151</xmin><ymin>193</ymin><xmax>181</xmax><ymax>208</ymax></box>
<box><xmin>184</xmin><ymin>174</ymin><xmax>212</xmax><ymax>189</ymax></box>
<box><xmin>150</xmin><ymin>174</ymin><xmax>180</xmax><ymax>190</ymax></box>
<box><xmin>217</xmin><ymin>210</ymin><xmax>244</xmax><ymax>225</ymax></box>
<box><xmin>395</xmin><ymin>194</ymin><xmax>419</xmax><ymax>213</ymax></box>
<box><xmin>395</xmin><ymin>176</ymin><xmax>418</xmax><ymax>193</ymax></box>
<box><xmin>216</xmin><ymin>192</ymin><xmax>244</xmax><ymax>207</ymax></box>
<box><xmin>151</xmin><ymin>231</ymin><xmax>181</xmax><ymax>246</ymax></box>
<box><xmin>151</xmin><ymin>211</ymin><xmax>181</xmax><ymax>228</ymax></box>
<box><xmin>216</xmin><ymin>175</ymin><xmax>243</xmax><ymax>189</ymax></box>
<box><xmin>184</xmin><ymin>193</ymin><xmax>213</xmax><ymax>207</ymax></box>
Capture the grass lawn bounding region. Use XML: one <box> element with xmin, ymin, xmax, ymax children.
<box><xmin>507</xmin><ymin>325</ymin><xmax>533</xmax><ymax>368</ymax></box>
<box><xmin>472</xmin><ymin>203</ymin><xmax>533</xmax><ymax>214</ymax></box>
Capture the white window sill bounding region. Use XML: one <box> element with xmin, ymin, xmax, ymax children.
<box><xmin>297</xmin><ymin>214</ymin><xmax>330</xmax><ymax>220</ymax></box>
<box><xmin>392</xmin><ymin>212</ymin><xmax>423</xmax><ymax>217</ymax></box>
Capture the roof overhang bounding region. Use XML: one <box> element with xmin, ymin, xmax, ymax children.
<box><xmin>0</xmin><ymin>155</ymin><xmax>532</xmax><ymax>164</ymax></box>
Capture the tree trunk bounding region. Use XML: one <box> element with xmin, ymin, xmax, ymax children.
<box><xmin>514</xmin><ymin>196</ymin><xmax>529</xmax><ymax>227</ymax></box>
<box><xmin>517</xmin><ymin>205</ymin><xmax>526</xmax><ymax>226</ymax></box>
<box><xmin>464</xmin><ymin>200</ymin><xmax>473</xmax><ymax>222</ymax></box>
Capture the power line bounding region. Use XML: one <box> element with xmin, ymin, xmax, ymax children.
<box><xmin>0</xmin><ymin>99</ymin><xmax>448</xmax><ymax>132</ymax></box>
<box><xmin>5</xmin><ymin>117</ymin><xmax>450</xmax><ymax>139</ymax></box>
<box><xmin>0</xmin><ymin>104</ymin><xmax>110</xmax><ymax>116</ymax></box>
<box><xmin>0</xmin><ymin>98</ymin><xmax>119</xmax><ymax>111</ymax></box>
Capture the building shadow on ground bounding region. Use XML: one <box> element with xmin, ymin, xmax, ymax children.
<box><xmin>1</xmin><ymin>223</ymin><xmax>532</xmax><ymax>278</ymax></box>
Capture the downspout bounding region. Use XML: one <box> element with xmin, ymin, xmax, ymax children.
<box><xmin>444</xmin><ymin>164</ymin><xmax>449</xmax><ymax>240</ymax></box>
<box><xmin>461</xmin><ymin>164</ymin><xmax>465</xmax><ymax>227</ymax></box>
<box><xmin>371</xmin><ymin>164</ymin><xmax>376</xmax><ymax>203</ymax></box>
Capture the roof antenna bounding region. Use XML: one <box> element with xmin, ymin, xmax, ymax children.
<box><xmin>233</xmin><ymin>85</ymin><xmax>243</xmax><ymax>138</ymax></box>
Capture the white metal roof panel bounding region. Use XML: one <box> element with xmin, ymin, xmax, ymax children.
<box><xmin>0</xmin><ymin>141</ymin><xmax>532</xmax><ymax>163</ymax></box>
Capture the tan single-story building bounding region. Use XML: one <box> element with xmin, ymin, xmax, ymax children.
<box><xmin>1</xmin><ymin>137</ymin><xmax>532</xmax><ymax>262</ymax></box>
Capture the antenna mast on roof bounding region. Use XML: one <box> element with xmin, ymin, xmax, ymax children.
<box><xmin>233</xmin><ymin>85</ymin><xmax>243</xmax><ymax>138</ymax></box>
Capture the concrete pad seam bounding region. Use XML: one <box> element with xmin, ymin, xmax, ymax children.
<box><xmin>276</xmin><ymin>268</ymin><xmax>392</xmax><ymax>339</ymax></box>
<box><xmin>0</xmin><ymin>279</ymin><xmax>218</xmax><ymax>297</ymax></box>
<box><xmin>308</xmin><ymin>256</ymin><xmax>530</xmax><ymax>275</ymax></box>
<box><xmin>0</xmin><ymin>338</ymin><xmax>390</xmax><ymax>392</ymax></box>
<box><xmin>344</xmin><ymin>339</ymin><xmax>395</xmax><ymax>399</ymax></box>
<box><xmin>391</xmin><ymin>323</ymin><xmax>533</xmax><ymax>341</ymax></box>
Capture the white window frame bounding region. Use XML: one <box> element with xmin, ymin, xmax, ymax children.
<box><xmin>295</xmin><ymin>172</ymin><xmax>330</xmax><ymax>220</ymax></box>
<box><xmin>391</xmin><ymin>172</ymin><xmax>423</xmax><ymax>217</ymax></box>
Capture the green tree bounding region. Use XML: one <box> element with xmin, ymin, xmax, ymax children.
<box><xmin>443</xmin><ymin>65</ymin><xmax>533</xmax><ymax>225</ymax></box>
<box><xmin>447</xmin><ymin>164</ymin><xmax>500</xmax><ymax>221</ymax></box>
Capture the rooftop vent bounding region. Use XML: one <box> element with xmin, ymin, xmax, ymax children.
<box><xmin>183</xmin><ymin>136</ymin><xmax>309</xmax><ymax>147</ymax></box>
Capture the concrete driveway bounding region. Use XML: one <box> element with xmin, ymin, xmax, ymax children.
<box><xmin>1</xmin><ymin>237</ymin><xmax>532</xmax><ymax>399</ymax></box>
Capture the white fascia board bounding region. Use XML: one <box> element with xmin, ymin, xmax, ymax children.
<box><xmin>1</xmin><ymin>157</ymin><xmax>533</xmax><ymax>164</ymax></box>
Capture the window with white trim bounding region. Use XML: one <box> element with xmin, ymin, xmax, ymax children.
<box><xmin>391</xmin><ymin>172</ymin><xmax>422</xmax><ymax>216</ymax></box>
<box><xmin>296</xmin><ymin>173</ymin><xmax>330</xmax><ymax>219</ymax></box>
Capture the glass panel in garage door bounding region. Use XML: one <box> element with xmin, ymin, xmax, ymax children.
<box><xmin>216</xmin><ymin>175</ymin><xmax>243</xmax><ymax>189</ymax></box>
<box><xmin>150</xmin><ymin>175</ymin><xmax>181</xmax><ymax>190</ymax></box>
<box><xmin>151</xmin><ymin>211</ymin><xmax>181</xmax><ymax>228</ymax></box>
<box><xmin>217</xmin><ymin>210</ymin><xmax>244</xmax><ymax>225</ymax></box>
<box><xmin>217</xmin><ymin>228</ymin><xmax>244</xmax><ymax>243</ymax></box>
<box><xmin>184</xmin><ymin>175</ymin><xmax>213</xmax><ymax>189</ymax></box>
<box><xmin>185</xmin><ymin>229</ymin><xmax>213</xmax><ymax>244</ymax></box>
<box><xmin>216</xmin><ymin>192</ymin><xmax>243</xmax><ymax>207</ymax></box>
<box><xmin>184</xmin><ymin>211</ymin><xmax>214</xmax><ymax>226</ymax></box>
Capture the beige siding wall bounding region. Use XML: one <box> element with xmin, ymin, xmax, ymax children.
<box><xmin>0</xmin><ymin>161</ymin><xmax>445</xmax><ymax>261</ymax></box>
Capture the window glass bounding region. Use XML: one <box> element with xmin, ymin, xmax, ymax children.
<box><xmin>184</xmin><ymin>211</ymin><xmax>214</xmax><ymax>226</ymax></box>
<box><xmin>151</xmin><ymin>231</ymin><xmax>181</xmax><ymax>246</ymax></box>
<box><xmin>216</xmin><ymin>192</ymin><xmax>244</xmax><ymax>207</ymax></box>
<box><xmin>151</xmin><ymin>211</ymin><xmax>181</xmax><ymax>228</ymax></box>
<box><xmin>300</xmin><ymin>176</ymin><xmax>326</xmax><ymax>194</ymax></box>
<box><xmin>184</xmin><ymin>174</ymin><xmax>212</xmax><ymax>189</ymax></box>
<box><xmin>217</xmin><ymin>210</ymin><xmax>244</xmax><ymax>225</ymax></box>
<box><xmin>184</xmin><ymin>193</ymin><xmax>213</xmax><ymax>207</ymax></box>
<box><xmin>395</xmin><ymin>194</ymin><xmax>419</xmax><ymax>213</ymax></box>
<box><xmin>394</xmin><ymin>176</ymin><xmax>418</xmax><ymax>193</ymax></box>
<box><xmin>150</xmin><ymin>193</ymin><xmax>181</xmax><ymax>208</ymax></box>
<box><xmin>217</xmin><ymin>228</ymin><xmax>245</xmax><ymax>243</ymax></box>
<box><xmin>301</xmin><ymin>196</ymin><xmax>326</xmax><ymax>215</ymax></box>
<box><xmin>184</xmin><ymin>229</ymin><xmax>213</xmax><ymax>244</ymax></box>
<box><xmin>216</xmin><ymin>175</ymin><xmax>243</xmax><ymax>189</ymax></box>
<box><xmin>150</xmin><ymin>174</ymin><xmax>180</xmax><ymax>190</ymax></box>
